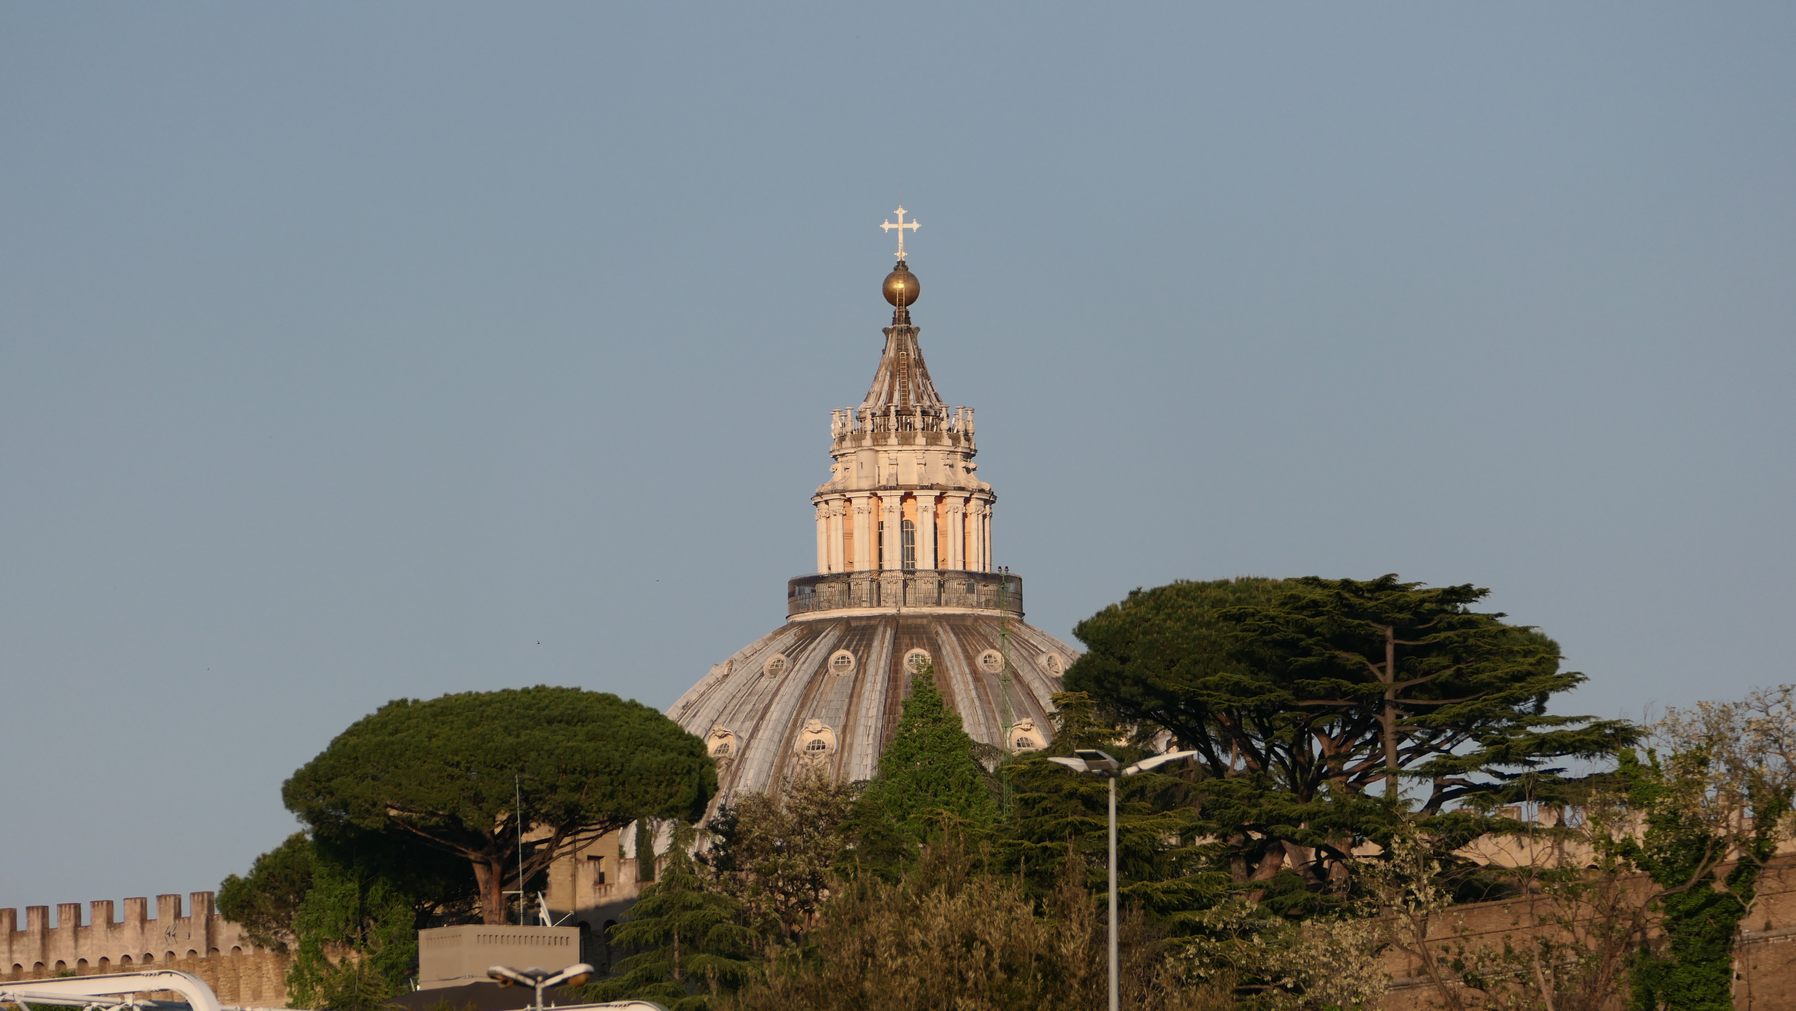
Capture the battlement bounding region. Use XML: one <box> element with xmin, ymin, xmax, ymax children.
<box><xmin>0</xmin><ymin>891</ymin><xmax>259</xmax><ymax>977</ymax></box>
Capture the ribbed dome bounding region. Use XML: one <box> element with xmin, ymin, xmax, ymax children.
<box><xmin>669</xmin><ymin>610</ymin><xmax>1074</xmax><ymax>802</ymax></box>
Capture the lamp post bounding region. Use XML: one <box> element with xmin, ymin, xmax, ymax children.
<box><xmin>1047</xmin><ymin>748</ymin><xmax>1197</xmax><ymax>1011</ymax></box>
<box><xmin>486</xmin><ymin>963</ymin><xmax>594</xmax><ymax>1011</ymax></box>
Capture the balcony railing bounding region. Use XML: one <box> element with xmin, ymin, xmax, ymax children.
<box><xmin>787</xmin><ymin>569</ymin><xmax>1023</xmax><ymax>618</ymax></box>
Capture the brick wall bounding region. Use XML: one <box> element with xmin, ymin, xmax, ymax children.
<box><xmin>0</xmin><ymin>892</ymin><xmax>288</xmax><ymax>1006</ymax></box>
<box><xmin>1380</xmin><ymin>853</ymin><xmax>1796</xmax><ymax>1010</ymax></box>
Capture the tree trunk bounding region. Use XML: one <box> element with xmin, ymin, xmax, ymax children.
<box><xmin>474</xmin><ymin>859</ymin><xmax>509</xmax><ymax>925</ymax></box>
<box><xmin>1382</xmin><ymin>625</ymin><xmax>1400</xmax><ymax>799</ymax></box>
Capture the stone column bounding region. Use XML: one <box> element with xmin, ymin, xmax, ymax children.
<box><xmin>828</xmin><ymin>501</ymin><xmax>845</xmax><ymax>573</ymax></box>
<box><xmin>917</xmin><ymin>497</ymin><xmax>937</xmax><ymax>570</ymax></box>
<box><xmin>970</xmin><ymin>500</ymin><xmax>989</xmax><ymax>571</ymax></box>
<box><xmin>945</xmin><ymin>499</ymin><xmax>963</xmax><ymax>570</ymax></box>
<box><xmin>981</xmin><ymin>503</ymin><xmax>993</xmax><ymax>571</ymax></box>
<box><xmin>969</xmin><ymin>496</ymin><xmax>982</xmax><ymax>569</ymax></box>
<box><xmin>881</xmin><ymin>496</ymin><xmax>903</xmax><ymax>571</ymax></box>
<box><xmin>815</xmin><ymin>503</ymin><xmax>829</xmax><ymax>573</ymax></box>
<box><xmin>852</xmin><ymin>496</ymin><xmax>872</xmax><ymax>571</ymax></box>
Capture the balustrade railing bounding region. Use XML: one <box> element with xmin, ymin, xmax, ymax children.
<box><xmin>787</xmin><ymin>569</ymin><xmax>1023</xmax><ymax>618</ymax></box>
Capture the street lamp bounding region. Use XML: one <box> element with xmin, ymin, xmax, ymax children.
<box><xmin>486</xmin><ymin>963</ymin><xmax>595</xmax><ymax>1011</ymax></box>
<box><xmin>1047</xmin><ymin>748</ymin><xmax>1198</xmax><ymax>1011</ymax></box>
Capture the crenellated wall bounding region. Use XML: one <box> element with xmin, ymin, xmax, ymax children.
<box><xmin>0</xmin><ymin>891</ymin><xmax>288</xmax><ymax>1005</ymax></box>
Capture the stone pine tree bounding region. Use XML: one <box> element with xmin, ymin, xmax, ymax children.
<box><xmin>282</xmin><ymin>686</ymin><xmax>716</xmax><ymax>924</ymax></box>
<box><xmin>586</xmin><ymin>824</ymin><xmax>756</xmax><ymax>1011</ymax></box>
<box><xmin>855</xmin><ymin>665</ymin><xmax>998</xmax><ymax>853</ymax></box>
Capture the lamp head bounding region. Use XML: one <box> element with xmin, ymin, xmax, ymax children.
<box><xmin>544</xmin><ymin>963</ymin><xmax>596</xmax><ymax>989</ymax></box>
<box><xmin>1074</xmin><ymin>749</ymin><xmax>1120</xmax><ymax>774</ymax></box>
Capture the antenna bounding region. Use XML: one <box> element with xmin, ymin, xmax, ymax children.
<box><xmin>537</xmin><ymin>892</ymin><xmax>572</xmax><ymax>927</ymax></box>
<box><xmin>516</xmin><ymin>774</ymin><xmax>526</xmax><ymax>926</ymax></box>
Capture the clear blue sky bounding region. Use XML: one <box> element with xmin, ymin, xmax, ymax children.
<box><xmin>3</xmin><ymin>2</ymin><xmax>1791</xmax><ymax>913</ymax></box>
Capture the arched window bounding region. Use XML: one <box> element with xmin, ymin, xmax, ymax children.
<box><xmin>903</xmin><ymin>649</ymin><xmax>932</xmax><ymax>675</ymax></box>
<box><xmin>714</xmin><ymin>742</ymin><xmax>731</xmax><ymax>756</ymax></box>
<box><xmin>806</xmin><ymin>738</ymin><xmax>829</xmax><ymax>753</ymax></box>
<box><xmin>829</xmin><ymin>650</ymin><xmax>856</xmax><ymax>676</ymax></box>
<box><xmin>900</xmin><ymin>519</ymin><xmax>916</xmax><ymax>570</ymax></box>
<box><xmin>763</xmin><ymin>653</ymin><xmax>789</xmax><ymax>677</ymax></box>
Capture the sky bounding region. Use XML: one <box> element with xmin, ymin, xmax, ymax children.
<box><xmin>2</xmin><ymin>2</ymin><xmax>1792</xmax><ymax>914</ymax></box>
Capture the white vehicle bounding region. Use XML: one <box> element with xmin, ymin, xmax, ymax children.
<box><xmin>0</xmin><ymin>971</ymin><xmax>665</xmax><ymax>1011</ymax></box>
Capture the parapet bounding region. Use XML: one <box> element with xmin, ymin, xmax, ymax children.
<box><xmin>417</xmin><ymin>924</ymin><xmax>582</xmax><ymax>990</ymax></box>
<box><xmin>787</xmin><ymin>568</ymin><xmax>1023</xmax><ymax>618</ymax></box>
<box><xmin>1</xmin><ymin>892</ymin><xmax>256</xmax><ymax>976</ymax></box>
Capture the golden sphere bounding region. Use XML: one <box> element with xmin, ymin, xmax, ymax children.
<box><xmin>883</xmin><ymin>264</ymin><xmax>921</xmax><ymax>307</ymax></box>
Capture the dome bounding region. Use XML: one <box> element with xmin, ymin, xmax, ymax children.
<box><xmin>669</xmin><ymin>605</ymin><xmax>1075</xmax><ymax>802</ymax></box>
<box><xmin>663</xmin><ymin>209</ymin><xmax>1077</xmax><ymax>806</ymax></box>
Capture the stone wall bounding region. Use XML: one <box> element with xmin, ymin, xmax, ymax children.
<box><xmin>1379</xmin><ymin>853</ymin><xmax>1796</xmax><ymax>1010</ymax></box>
<box><xmin>0</xmin><ymin>892</ymin><xmax>288</xmax><ymax>1006</ymax></box>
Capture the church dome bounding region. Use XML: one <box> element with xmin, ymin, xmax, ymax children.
<box><xmin>671</xmin><ymin>603</ymin><xmax>1075</xmax><ymax>800</ymax></box>
<box><xmin>667</xmin><ymin>209</ymin><xmax>1074</xmax><ymax>804</ymax></box>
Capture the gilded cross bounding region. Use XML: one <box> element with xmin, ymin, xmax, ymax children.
<box><xmin>881</xmin><ymin>205</ymin><xmax>920</xmax><ymax>260</ymax></box>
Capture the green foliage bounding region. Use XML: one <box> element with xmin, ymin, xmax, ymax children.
<box><xmin>279</xmin><ymin>844</ymin><xmax>426</xmax><ymax>1011</ymax></box>
<box><xmin>1618</xmin><ymin>686</ymin><xmax>1796</xmax><ymax>1010</ymax></box>
<box><xmin>702</xmin><ymin>767</ymin><xmax>859</xmax><ymax>950</ymax></box>
<box><xmin>218</xmin><ymin>832</ymin><xmax>316</xmax><ymax>951</ymax></box>
<box><xmin>998</xmin><ymin>750</ymin><xmax>1226</xmax><ymax>915</ymax></box>
<box><xmin>587</xmin><ymin>825</ymin><xmax>757</xmax><ymax>1011</ymax></box>
<box><xmin>1159</xmin><ymin>897</ymin><xmax>1387</xmax><ymax>1010</ymax></box>
<box><xmin>1038</xmin><ymin>690</ymin><xmax>1112</xmax><ymax>752</ymax></box>
<box><xmin>855</xmin><ymin>668</ymin><xmax>997</xmax><ymax>854</ymax></box>
<box><xmin>290</xmin><ymin>955</ymin><xmax>402</xmax><ymax>1011</ymax></box>
<box><xmin>1621</xmin><ymin>748</ymin><xmax>1790</xmax><ymax>1011</ymax></box>
<box><xmin>283</xmin><ymin>685</ymin><xmax>716</xmax><ymax>923</ymax></box>
<box><xmin>636</xmin><ymin>818</ymin><xmax>658</xmax><ymax>884</ymax></box>
<box><xmin>727</xmin><ymin>835</ymin><xmax>1111</xmax><ymax>1011</ymax></box>
<box><xmin>1067</xmin><ymin>575</ymin><xmax>1633</xmax><ymax>890</ymax></box>
<box><xmin>223</xmin><ymin>828</ymin><xmax>470</xmax><ymax>1010</ymax></box>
